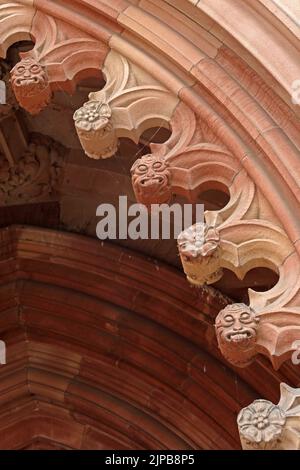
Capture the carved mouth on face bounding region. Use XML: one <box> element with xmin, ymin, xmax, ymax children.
<box><xmin>15</xmin><ymin>77</ymin><xmax>40</xmax><ymax>86</ymax></box>
<box><xmin>226</xmin><ymin>331</ymin><xmax>252</xmax><ymax>342</ymax></box>
<box><xmin>140</xmin><ymin>176</ymin><xmax>165</xmax><ymax>186</ymax></box>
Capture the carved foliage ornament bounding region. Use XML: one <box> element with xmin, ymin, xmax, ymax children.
<box><xmin>0</xmin><ymin>135</ymin><xmax>65</xmax><ymax>205</ymax></box>
<box><xmin>131</xmin><ymin>154</ymin><xmax>171</xmax><ymax>208</ymax></box>
<box><xmin>238</xmin><ymin>383</ymin><xmax>300</xmax><ymax>450</ymax></box>
<box><xmin>238</xmin><ymin>400</ymin><xmax>286</xmax><ymax>450</ymax></box>
<box><xmin>177</xmin><ymin>222</ymin><xmax>222</xmax><ymax>286</ymax></box>
<box><xmin>215</xmin><ymin>304</ymin><xmax>259</xmax><ymax>367</ymax></box>
<box><xmin>11</xmin><ymin>57</ymin><xmax>51</xmax><ymax>115</ymax></box>
<box><xmin>73</xmin><ymin>101</ymin><xmax>117</xmax><ymax>159</ymax></box>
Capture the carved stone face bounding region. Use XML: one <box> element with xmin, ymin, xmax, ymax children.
<box><xmin>11</xmin><ymin>58</ymin><xmax>51</xmax><ymax>114</ymax></box>
<box><xmin>131</xmin><ymin>154</ymin><xmax>171</xmax><ymax>207</ymax></box>
<box><xmin>73</xmin><ymin>100</ymin><xmax>118</xmax><ymax>159</ymax></box>
<box><xmin>177</xmin><ymin>223</ymin><xmax>222</xmax><ymax>285</ymax></box>
<box><xmin>215</xmin><ymin>303</ymin><xmax>259</xmax><ymax>366</ymax></box>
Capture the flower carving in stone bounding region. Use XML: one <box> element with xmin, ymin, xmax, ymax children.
<box><xmin>177</xmin><ymin>223</ymin><xmax>222</xmax><ymax>285</ymax></box>
<box><xmin>130</xmin><ymin>154</ymin><xmax>172</xmax><ymax>208</ymax></box>
<box><xmin>237</xmin><ymin>399</ymin><xmax>286</xmax><ymax>450</ymax></box>
<box><xmin>10</xmin><ymin>58</ymin><xmax>51</xmax><ymax>115</ymax></box>
<box><xmin>215</xmin><ymin>303</ymin><xmax>260</xmax><ymax>366</ymax></box>
<box><xmin>73</xmin><ymin>100</ymin><xmax>118</xmax><ymax>159</ymax></box>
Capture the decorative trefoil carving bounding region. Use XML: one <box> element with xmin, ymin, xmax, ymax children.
<box><xmin>3</xmin><ymin>10</ymin><xmax>108</xmax><ymax>114</ymax></box>
<box><xmin>73</xmin><ymin>50</ymin><xmax>178</xmax><ymax>159</ymax></box>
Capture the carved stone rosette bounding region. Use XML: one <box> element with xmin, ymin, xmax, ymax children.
<box><xmin>177</xmin><ymin>222</ymin><xmax>222</xmax><ymax>286</ymax></box>
<box><xmin>238</xmin><ymin>383</ymin><xmax>300</xmax><ymax>450</ymax></box>
<box><xmin>73</xmin><ymin>51</ymin><xmax>178</xmax><ymax>160</ymax></box>
<box><xmin>73</xmin><ymin>101</ymin><xmax>117</xmax><ymax>159</ymax></box>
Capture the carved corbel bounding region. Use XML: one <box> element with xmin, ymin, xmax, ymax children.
<box><xmin>212</xmin><ymin>229</ymin><xmax>300</xmax><ymax>368</ymax></box>
<box><xmin>8</xmin><ymin>11</ymin><xmax>108</xmax><ymax>114</ymax></box>
<box><xmin>177</xmin><ymin>220</ymin><xmax>223</xmax><ymax>286</ymax></box>
<box><xmin>130</xmin><ymin>154</ymin><xmax>172</xmax><ymax>208</ymax></box>
<box><xmin>73</xmin><ymin>50</ymin><xmax>179</xmax><ymax>159</ymax></box>
<box><xmin>187</xmin><ymin>214</ymin><xmax>300</xmax><ymax>368</ymax></box>
<box><xmin>238</xmin><ymin>383</ymin><xmax>300</xmax><ymax>450</ymax></box>
<box><xmin>215</xmin><ymin>303</ymin><xmax>260</xmax><ymax>366</ymax></box>
<box><xmin>130</xmin><ymin>102</ymin><xmax>233</xmax><ymax>206</ymax></box>
<box><xmin>165</xmin><ymin>107</ymin><xmax>300</xmax><ymax>369</ymax></box>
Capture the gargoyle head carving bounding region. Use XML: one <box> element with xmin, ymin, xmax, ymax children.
<box><xmin>177</xmin><ymin>222</ymin><xmax>222</xmax><ymax>285</ymax></box>
<box><xmin>215</xmin><ymin>303</ymin><xmax>260</xmax><ymax>366</ymax></box>
<box><xmin>130</xmin><ymin>154</ymin><xmax>171</xmax><ymax>208</ymax></box>
<box><xmin>73</xmin><ymin>100</ymin><xmax>118</xmax><ymax>159</ymax></box>
<box><xmin>11</xmin><ymin>57</ymin><xmax>51</xmax><ymax>114</ymax></box>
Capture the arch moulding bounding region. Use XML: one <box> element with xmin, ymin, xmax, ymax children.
<box><xmin>1</xmin><ymin>0</ymin><xmax>300</xmax><ymax>449</ymax></box>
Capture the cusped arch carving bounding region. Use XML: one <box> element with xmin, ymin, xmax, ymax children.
<box><xmin>0</xmin><ymin>0</ymin><xmax>299</xmax><ymax>373</ymax></box>
<box><xmin>0</xmin><ymin>0</ymin><xmax>34</xmax><ymax>58</ymax></box>
<box><xmin>2</xmin><ymin>4</ymin><xmax>109</xmax><ymax>114</ymax></box>
<box><xmin>73</xmin><ymin>50</ymin><xmax>179</xmax><ymax>159</ymax></box>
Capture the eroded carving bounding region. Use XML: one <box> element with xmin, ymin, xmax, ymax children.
<box><xmin>11</xmin><ymin>57</ymin><xmax>51</xmax><ymax>115</ymax></box>
<box><xmin>177</xmin><ymin>222</ymin><xmax>222</xmax><ymax>286</ymax></box>
<box><xmin>0</xmin><ymin>134</ymin><xmax>65</xmax><ymax>204</ymax></box>
<box><xmin>131</xmin><ymin>154</ymin><xmax>171</xmax><ymax>208</ymax></box>
<box><xmin>215</xmin><ymin>304</ymin><xmax>259</xmax><ymax>366</ymax></box>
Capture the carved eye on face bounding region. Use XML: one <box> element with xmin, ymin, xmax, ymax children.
<box><xmin>137</xmin><ymin>164</ymin><xmax>148</xmax><ymax>174</ymax></box>
<box><xmin>224</xmin><ymin>314</ymin><xmax>234</xmax><ymax>324</ymax></box>
<box><xmin>16</xmin><ymin>66</ymin><xmax>25</xmax><ymax>74</ymax></box>
<box><xmin>240</xmin><ymin>312</ymin><xmax>252</xmax><ymax>323</ymax></box>
<box><xmin>30</xmin><ymin>64</ymin><xmax>40</xmax><ymax>74</ymax></box>
<box><xmin>152</xmin><ymin>161</ymin><xmax>163</xmax><ymax>171</ymax></box>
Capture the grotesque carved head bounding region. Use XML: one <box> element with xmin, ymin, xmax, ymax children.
<box><xmin>130</xmin><ymin>154</ymin><xmax>171</xmax><ymax>208</ymax></box>
<box><xmin>73</xmin><ymin>100</ymin><xmax>118</xmax><ymax>159</ymax></box>
<box><xmin>215</xmin><ymin>303</ymin><xmax>260</xmax><ymax>366</ymax></box>
<box><xmin>11</xmin><ymin>57</ymin><xmax>51</xmax><ymax>114</ymax></box>
<box><xmin>177</xmin><ymin>222</ymin><xmax>222</xmax><ymax>285</ymax></box>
